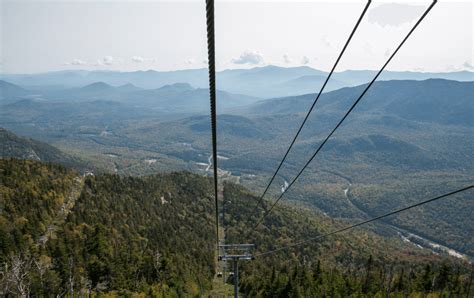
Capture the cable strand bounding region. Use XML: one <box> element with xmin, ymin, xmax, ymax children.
<box><xmin>255</xmin><ymin>184</ymin><xmax>473</xmax><ymax>257</ymax></box>
<box><xmin>250</xmin><ymin>0</ymin><xmax>372</xmax><ymax>216</ymax></box>
<box><xmin>249</xmin><ymin>0</ymin><xmax>437</xmax><ymax>234</ymax></box>
<box><xmin>205</xmin><ymin>0</ymin><xmax>220</xmax><ymax>251</ymax></box>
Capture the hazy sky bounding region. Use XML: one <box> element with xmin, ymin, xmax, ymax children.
<box><xmin>1</xmin><ymin>0</ymin><xmax>472</xmax><ymax>73</ymax></box>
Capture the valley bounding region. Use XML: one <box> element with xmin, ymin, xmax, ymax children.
<box><xmin>1</xmin><ymin>158</ymin><xmax>472</xmax><ymax>296</ymax></box>
<box><xmin>341</xmin><ymin>177</ymin><xmax>469</xmax><ymax>261</ymax></box>
<box><xmin>1</xmin><ymin>66</ymin><xmax>473</xmax><ymax>296</ymax></box>
<box><xmin>3</xmin><ymin>0</ymin><xmax>473</xmax><ymax>295</ymax></box>
<box><xmin>1</xmin><ymin>77</ymin><xmax>473</xmax><ymax>259</ymax></box>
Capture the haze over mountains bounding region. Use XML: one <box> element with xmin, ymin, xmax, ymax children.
<box><xmin>0</xmin><ymin>67</ymin><xmax>474</xmax><ymax>257</ymax></box>
<box><xmin>0</xmin><ymin>80</ymin><xmax>259</xmax><ymax>115</ymax></box>
<box><xmin>1</xmin><ymin>63</ymin><xmax>474</xmax><ymax>296</ymax></box>
<box><xmin>2</xmin><ymin>0</ymin><xmax>474</xmax><ymax>292</ymax></box>
<box><xmin>2</xmin><ymin>65</ymin><xmax>473</xmax><ymax>98</ymax></box>
<box><xmin>1</xmin><ymin>65</ymin><xmax>473</xmax><ymax>260</ymax></box>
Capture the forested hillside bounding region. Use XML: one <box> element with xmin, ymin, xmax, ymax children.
<box><xmin>1</xmin><ymin>159</ymin><xmax>472</xmax><ymax>296</ymax></box>
<box><xmin>224</xmin><ymin>183</ymin><xmax>474</xmax><ymax>297</ymax></box>
<box><xmin>0</xmin><ymin>128</ymin><xmax>91</xmax><ymax>172</ymax></box>
<box><xmin>2</xmin><ymin>0</ymin><xmax>473</xmax><ymax>296</ymax></box>
<box><xmin>0</xmin><ymin>159</ymin><xmax>215</xmax><ymax>296</ymax></box>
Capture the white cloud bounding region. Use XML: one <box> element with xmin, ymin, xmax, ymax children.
<box><xmin>301</xmin><ymin>56</ymin><xmax>310</xmax><ymax>65</ymax></box>
<box><xmin>93</xmin><ymin>59</ymin><xmax>104</xmax><ymax>67</ymax></box>
<box><xmin>231</xmin><ymin>50</ymin><xmax>264</xmax><ymax>65</ymax></box>
<box><xmin>131</xmin><ymin>56</ymin><xmax>157</xmax><ymax>64</ymax></box>
<box><xmin>103</xmin><ymin>56</ymin><xmax>114</xmax><ymax>65</ymax></box>
<box><xmin>64</xmin><ymin>58</ymin><xmax>87</xmax><ymax>66</ymax></box>
<box><xmin>446</xmin><ymin>62</ymin><xmax>474</xmax><ymax>72</ymax></box>
<box><xmin>368</xmin><ymin>3</ymin><xmax>425</xmax><ymax>27</ymax></box>
<box><xmin>92</xmin><ymin>56</ymin><xmax>114</xmax><ymax>66</ymax></box>
<box><xmin>131</xmin><ymin>56</ymin><xmax>145</xmax><ymax>63</ymax></box>
<box><xmin>463</xmin><ymin>61</ymin><xmax>474</xmax><ymax>70</ymax></box>
<box><xmin>446</xmin><ymin>65</ymin><xmax>460</xmax><ymax>72</ymax></box>
<box><xmin>282</xmin><ymin>53</ymin><xmax>292</xmax><ymax>64</ymax></box>
<box><xmin>321</xmin><ymin>35</ymin><xmax>331</xmax><ymax>48</ymax></box>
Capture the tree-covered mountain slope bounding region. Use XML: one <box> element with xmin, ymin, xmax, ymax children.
<box><xmin>1</xmin><ymin>159</ymin><xmax>472</xmax><ymax>296</ymax></box>
<box><xmin>0</xmin><ymin>80</ymin><xmax>32</xmax><ymax>104</ymax></box>
<box><xmin>0</xmin><ymin>127</ymin><xmax>91</xmax><ymax>172</ymax></box>
<box><xmin>0</xmin><ymin>158</ymin><xmax>215</xmax><ymax>296</ymax></box>
<box><xmin>0</xmin><ymin>79</ymin><xmax>260</xmax><ymax>115</ymax></box>
<box><xmin>117</xmin><ymin>79</ymin><xmax>473</xmax><ymax>257</ymax></box>
<box><xmin>239</xmin><ymin>79</ymin><xmax>474</xmax><ymax>127</ymax></box>
<box><xmin>2</xmin><ymin>79</ymin><xmax>472</xmax><ymax>259</ymax></box>
<box><xmin>223</xmin><ymin>183</ymin><xmax>474</xmax><ymax>297</ymax></box>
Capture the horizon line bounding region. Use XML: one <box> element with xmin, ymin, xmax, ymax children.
<box><xmin>1</xmin><ymin>64</ymin><xmax>473</xmax><ymax>76</ymax></box>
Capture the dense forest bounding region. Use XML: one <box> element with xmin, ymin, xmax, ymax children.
<box><xmin>2</xmin><ymin>80</ymin><xmax>472</xmax><ymax>260</ymax></box>
<box><xmin>0</xmin><ymin>158</ymin><xmax>472</xmax><ymax>296</ymax></box>
<box><xmin>0</xmin><ymin>128</ymin><xmax>91</xmax><ymax>172</ymax></box>
<box><xmin>0</xmin><ymin>159</ymin><xmax>215</xmax><ymax>296</ymax></box>
<box><xmin>223</xmin><ymin>183</ymin><xmax>474</xmax><ymax>297</ymax></box>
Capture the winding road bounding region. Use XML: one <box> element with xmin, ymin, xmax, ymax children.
<box><xmin>329</xmin><ymin>171</ymin><xmax>470</xmax><ymax>261</ymax></box>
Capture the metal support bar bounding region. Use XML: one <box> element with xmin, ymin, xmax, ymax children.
<box><xmin>233</xmin><ymin>258</ymin><xmax>239</xmax><ymax>298</ymax></box>
<box><xmin>218</xmin><ymin>244</ymin><xmax>254</xmax><ymax>298</ymax></box>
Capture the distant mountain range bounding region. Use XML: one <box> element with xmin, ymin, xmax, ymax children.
<box><xmin>1</xmin><ymin>77</ymin><xmax>473</xmax><ymax>256</ymax></box>
<box><xmin>0</xmin><ymin>80</ymin><xmax>259</xmax><ymax>114</ymax></box>
<box><xmin>238</xmin><ymin>79</ymin><xmax>474</xmax><ymax>127</ymax></box>
<box><xmin>84</xmin><ymin>79</ymin><xmax>470</xmax><ymax>256</ymax></box>
<box><xmin>2</xmin><ymin>65</ymin><xmax>472</xmax><ymax>98</ymax></box>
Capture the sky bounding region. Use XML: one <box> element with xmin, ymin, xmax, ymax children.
<box><xmin>0</xmin><ymin>0</ymin><xmax>472</xmax><ymax>74</ymax></box>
